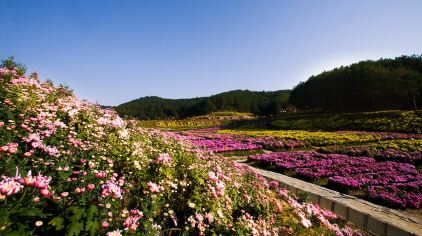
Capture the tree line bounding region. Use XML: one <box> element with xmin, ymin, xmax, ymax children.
<box><xmin>288</xmin><ymin>55</ymin><xmax>422</xmax><ymax>112</ymax></box>
<box><xmin>116</xmin><ymin>90</ymin><xmax>290</xmax><ymax>120</ymax></box>
<box><xmin>3</xmin><ymin>54</ymin><xmax>422</xmax><ymax>119</ymax></box>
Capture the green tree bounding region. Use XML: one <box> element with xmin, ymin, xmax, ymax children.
<box><xmin>1</xmin><ymin>56</ymin><xmax>27</xmax><ymax>75</ymax></box>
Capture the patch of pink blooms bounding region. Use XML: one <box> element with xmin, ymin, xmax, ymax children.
<box><xmin>0</xmin><ymin>169</ymin><xmax>53</xmax><ymax>197</ymax></box>
<box><xmin>106</xmin><ymin>230</ymin><xmax>122</xmax><ymax>236</ymax></box>
<box><xmin>10</xmin><ymin>77</ymin><xmax>41</xmax><ymax>88</ymax></box>
<box><xmin>97</xmin><ymin>112</ymin><xmax>125</xmax><ymax>129</ymax></box>
<box><xmin>101</xmin><ymin>181</ymin><xmax>123</xmax><ymax>199</ymax></box>
<box><xmin>0</xmin><ymin>177</ymin><xmax>23</xmax><ymax>195</ymax></box>
<box><xmin>0</xmin><ymin>143</ymin><xmax>18</xmax><ymax>154</ymax></box>
<box><xmin>123</xmin><ymin>215</ymin><xmax>142</xmax><ymax>232</ymax></box>
<box><xmin>147</xmin><ymin>181</ymin><xmax>164</xmax><ymax>193</ymax></box>
<box><xmin>155</xmin><ymin>153</ymin><xmax>172</xmax><ymax>164</ymax></box>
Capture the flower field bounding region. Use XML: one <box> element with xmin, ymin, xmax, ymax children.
<box><xmin>155</xmin><ymin>127</ymin><xmax>422</xmax><ymax>211</ymax></box>
<box><xmin>137</xmin><ymin>112</ymin><xmax>255</xmax><ymax>131</ymax></box>
<box><xmin>248</xmin><ymin>152</ymin><xmax>422</xmax><ymax>208</ymax></box>
<box><xmin>169</xmin><ymin>128</ymin><xmax>306</xmax><ymax>153</ymax></box>
<box><xmin>318</xmin><ymin>140</ymin><xmax>422</xmax><ymax>165</ymax></box>
<box><xmin>218</xmin><ymin>130</ymin><xmax>382</xmax><ymax>146</ymax></box>
<box><xmin>0</xmin><ymin>67</ymin><xmax>366</xmax><ymax>235</ymax></box>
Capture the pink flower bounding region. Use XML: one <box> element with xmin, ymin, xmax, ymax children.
<box><xmin>106</xmin><ymin>230</ymin><xmax>122</xmax><ymax>236</ymax></box>
<box><xmin>35</xmin><ymin>221</ymin><xmax>43</xmax><ymax>227</ymax></box>
<box><xmin>75</xmin><ymin>187</ymin><xmax>85</xmax><ymax>194</ymax></box>
<box><xmin>40</xmin><ymin>188</ymin><xmax>53</xmax><ymax>198</ymax></box>
<box><xmin>130</xmin><ymin>209</ymin><xmax>142</xmax><ymax>216</ymax></box>
<box><xmin>96</xmin><ymin>171</ymin><xmax>107</xmax><ymax>178</ymax></box>
<box><xmin>205</xmin><ymin>213</ymin><xmax>214</xmax><ymax>223</ymax></box>
<box><xmin>243</xmin><ymin>194</ymin><xmax>251</xmax><ymax>203</ymax></box>
<box><xmin>147</xmin><ymin>181</ymin><xmax>163</xmax><ymax>193</ymax></box>
<box><xmin>269</xmin><ymin>180</ymin><xmax>279</xmax><ymax>188</ymax></box>
<box><xmin>0</xmin><ymin>143</ymin><xmax>18</xmax><ymax>154</ymax></box>
<box><xmin>155</xmin><ymin>153</ymin><xmax>172</xmax><ymax>164</ymax></box>
<box><xmin>87</xmin><ymin>184</ymin><xmax>95</xmax><ymax>190</ymax></box>
<box><xmin>0</xmin><ymin>177</ymin><xmax>23</xmax><ymax>195</ymax></box>
<box><xmin>0</xmin><ymin>121</ymin><xmax>4</xmax><ymax>127</ymax></box>
<box><xmin>101</xmin><ymin>181</ymin><xmax>123</xmax><ymax>199</ymax></box>
<box><xmin>299</xmin><ymin>213</ymin><xmax>312</xmax><ymax>228</ymax></box>
<box><xmin>44</xmin><ymin>146</ymin><xmax>60</xmax><ymax>156</ymax></box>
<box><xmin>207</xmin><ymin>172</ymin><xmax>218</xmax><ymax>182</ymax></box>
<box><xmin>24</xmin><ymin>151</ymin><xmax>32</xmax><ymax>157</ymax></box>
<box><xmin>0</xmin><ymin>146</ymin><xmax>8</xmax><ymax>152</ymax></box>
<box><xmin>123</xmin><ymin>215</ymin><xmax>142</xmax><ymax>232</ymax></box>
<box><xmin>33</xmin><ymin>197</ymin><xmax>40</xmax><ymax>203</ymax></box>
<box><xmin>21</xmin><ymin>171</ymin><xmax>35</xmax><ymax>186</ymax></box>
<box><xmin>61</xmin><ymin>192</ymin><xmax>69</xmax><ymax>197</ymax></box>
<box><xmin>102</xmin><ymin>221</ymin><xmax>109</xmax><ymax>228</ymax></box>
<box><xmin>34</xmin><ymin>174</ymin><xmax>52</xmax><ymax>189</ymax></box>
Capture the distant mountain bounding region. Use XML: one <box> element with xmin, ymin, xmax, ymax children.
<box><xmin>289</xmin><ymin>55</ymin><xmax>422</xmax><ymax>112</ymax></box>
<box><xmin>116</xmin><ymin>90</ymin><xmax>290</xmax><ymax>120</ymax></box>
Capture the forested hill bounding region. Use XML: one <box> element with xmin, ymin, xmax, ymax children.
<box><xmin>289</xmin><ymin>55</ymin><xmax>422</xmax><ymax>112</ymax></box>
<box><xmin>116</xmin><ymin>90</ymin><xmax>290</xmax><ymax>119</ymax></box>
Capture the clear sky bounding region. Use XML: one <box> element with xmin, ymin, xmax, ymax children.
<box><xmin>1</xmin><ymin>0</ymin><xmax>422</xmax><ymax>105</ymax></box>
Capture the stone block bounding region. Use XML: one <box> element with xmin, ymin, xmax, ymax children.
<box><xmin>386</xmin><ymin>224</ymin><xmax>411</xmax><ymax>236</ymax></box>
<box><xmin>367</xmin><ymin>216</ymin><xmax>387</xmax><ymax>236</ymax></box>
<box><xmin>348</xmin><ymin>208</ymin><xmax>365</xmax><ymax>228</ymax></box>
<box><xmin>333</xmin><ymin>203</ymin><xmax>348</xmax><ymax>218</ymax></box>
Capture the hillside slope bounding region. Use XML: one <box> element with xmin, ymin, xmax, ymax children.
<box><xmin>289</xmin><ymin>55</ymin><xmax>422</xmax><ymax>112</ymax></box>
<box><xmin>116</xmin><ymin>90</ymin><xmax>290</xmax><ymax>120</ymax></box>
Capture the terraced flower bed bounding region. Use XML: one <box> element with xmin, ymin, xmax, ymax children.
<box><xmin>170</xmin><ymin>128</ymin><xmax>307</xmax><ymax>153</ymax></box>
<box><xmin>318</xmin><ymin>139</ymin><xmax>422</xmax><ymax>165</ymax></box>
<box><xmin>248</xmin><ymin>151</ymin><xmax>422</xmax><ymax>209</ymax></box>
<box><xmin>218</xmin><ymin>130</ymin><xmax>382</xmax><ymax>146</ymax></box>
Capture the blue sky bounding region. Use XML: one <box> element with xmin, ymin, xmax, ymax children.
<box><xmin>1</xmin><ymin>0</ymin><xmax>422</xmax><ymax>105</ymax></box>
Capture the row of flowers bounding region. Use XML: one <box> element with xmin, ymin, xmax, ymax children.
<box><xmin>318</xmin><ymin>136</ymin><xmax>422</xmax><ymax>165</ymax></box>
<box><xmin>248</xmin><ymin>151</ymin><xmax>422</xmax><ymax>208</ymax></box>
<box><xmin>169</xmin><ymin>128</ymin><xmax>307</xmax><ymax>153</ymax></box>
<box><xmin>218</xmin><ymin>129</ymin><xmax>422</xmax><ymax>147</ymax></box>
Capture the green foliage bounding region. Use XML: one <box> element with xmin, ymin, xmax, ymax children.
<box><xmin>116</xmin><ymin>90</ymin><xmax>290</xmax><ymax>120</ymax></box>
<box><xmin>49</xmin><ymin>217</ymin><xmax>65</xmax><ymax>231</ymax></box>
<box><xmin>271</xmin><ymin>110</ymin><xmax>422</xmax><ymax>133</ymax></box>
<box><xmin>1</xmin><ymin>56</ymin><xmax>27</xmax><ymax>75</ymax></box>
<box><xmin>289</xmin><ymin>55</ymin><xmax>422</xmax><ymax>112</ymax></box>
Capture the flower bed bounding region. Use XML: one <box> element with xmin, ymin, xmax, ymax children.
<box><xmin>249</xmin><ymin>151</ymin><xmax>422</xmax><ymax>208</ymax></box>
<box><xmin>318</xmin><ymin>141</ymin><xmax>422</xmax><ymax>165</ymax></box>
<box><xmin>219</xmin><ymin>130</ymin><xmax>381</xmax><ymax>146</ymax></box>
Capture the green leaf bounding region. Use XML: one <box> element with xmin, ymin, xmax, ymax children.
<box><xmin>0</xmin><ymin>207</ymin><xmax>10</xmax><ymax>225</ymax></box>
<box><xmin>49</xmin><ymin>216</ymin><xmax>65</xmax><ymax>231</ymax></box>
<box><xmin>68</xmin><ymin>206</ymin><xmax>85</xmax><ymax>222</ymax></box>
<box><xmin>5</xmin><ymin>223</ymin><xmax>30</xmax><ymax>236</ymax></box>
<box><xmin>58</xmin><ymin>170</ymin><xmax>72</xmax><ymax>181</ymax></box>
<box><xmin>89</xmin><ymin>221</ymin><xmax>100</xmax><ymax>236</ymax></box>
<box><xmin>66</xmin><ymin>206</ymin><xmax>85</xmax><ymax>236</ymax></box>
<box><xmin>67</xmin><ymin>221</ymin><xmax>84</xmax><ymax>236</ymax></box>
<box><xmin>17</xmin><ymin>208</ymin><xmax>45</xmax><ymax>218</ymax></box>
<box><xmin>85</xmin><ymin>205</ymin><xmax>98</xmax><ymax>231</ymax></box>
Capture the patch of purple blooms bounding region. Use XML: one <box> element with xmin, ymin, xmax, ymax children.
<box><xmin>253</xmin><ymin>136</ymin><xmax>307</xmax><ymax>149</ymax></box>
<box><xmin>191</xmin><ymin>138</ymin><xmax>262</xmax><ymax>152</ymax></box>
<box><xmin>172</xmin><ymin>128</ymin><xmax>306</xmax><ymax>152</ymax></box>
<box><xmin>249</xmin><ymin>151</ymin><xmax>422</xmax><ymax>208</ymax></box>
<box><xmin>319</xmin><ymin>146</ymin><xmax>422</xmax><ymax>165</ymax></box>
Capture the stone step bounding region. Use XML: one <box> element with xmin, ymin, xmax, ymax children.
<box><xmin>247</xmin><ymin>166</ymin><xmax>422</xmax><ymax>236</ymax></box>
